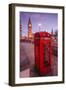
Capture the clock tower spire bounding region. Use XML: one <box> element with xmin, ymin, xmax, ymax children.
<box><xmin>28</xmin><ymin>18</ymin><xmax>32</xmax><ymax>39</ymax></box>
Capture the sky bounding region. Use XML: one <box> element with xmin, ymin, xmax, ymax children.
<box><xmin>20</xmin><ymin>12</ymin><xmax>58</xmax><ymax>36</ymax></box>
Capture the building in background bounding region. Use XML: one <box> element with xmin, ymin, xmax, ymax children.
<box><xmin>28</xmin><ymin>18</ymin><xmax>32</xmax><ymax>39</ymax></box>
<box><xmin>20</xmin><ymin>19</ymin><xmax>22</xmax><ymax>39</ymax></box>
<box><xmin>28</xmin><ymin>18</ymin><xmax>35</xmax><ymax>40</ymax></box>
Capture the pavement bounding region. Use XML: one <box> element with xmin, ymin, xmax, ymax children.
<box><xmin>20</xmin><ymin>41</ymin><xmax>58</xmax><ymax>78</ymax></box>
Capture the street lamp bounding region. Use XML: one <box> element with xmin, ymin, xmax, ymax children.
<box><xmin>38</xmin><ymin>23</ymin><xmax>41</xmax><ymax>32</ymax></box>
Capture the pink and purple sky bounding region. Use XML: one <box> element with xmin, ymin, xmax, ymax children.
<box><xmin>20</xmin><ymin>12</ymin><xmax>58</xmax><ymax>36</ymax></box>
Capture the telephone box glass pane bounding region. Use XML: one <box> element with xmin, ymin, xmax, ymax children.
<box><xmin>44</xmin><ymin>44</ymin><xmax>50</xmax><ymax>67</ymax></box>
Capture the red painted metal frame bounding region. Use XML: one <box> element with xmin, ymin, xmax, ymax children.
<box><xmin>34</xmin><ymin>32</ymin><xmax>52</xmax><ymax>76</ymax></box>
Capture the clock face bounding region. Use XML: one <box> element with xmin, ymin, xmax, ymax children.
<box><xmin>29</xmin><ymin>24</ymin><xmax>32</xmax><ymax>27</ymax></box>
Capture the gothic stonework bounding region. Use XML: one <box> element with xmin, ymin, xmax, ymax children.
<box><xmin>28</xmin><ymin>18</ymin><xmax>33</xmax><ymax>39</ymax></box>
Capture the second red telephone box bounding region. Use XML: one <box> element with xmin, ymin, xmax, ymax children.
<box><xmin>34</xmin><ymin>32</ymin><xmax>52</xmax><ymax>76</ymax></box>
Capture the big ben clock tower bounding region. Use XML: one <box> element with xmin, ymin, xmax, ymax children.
<box><xmin>28</xmin><ymin>18</ymin><xmax>32</xmax><ymax>39</ymax></box>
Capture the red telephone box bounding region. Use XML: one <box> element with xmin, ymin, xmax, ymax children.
<box><xmin>34</xmin><ymin>32</ymin><xmax>52</xmax><ymax>76</ymax></box>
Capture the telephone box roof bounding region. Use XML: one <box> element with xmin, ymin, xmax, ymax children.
<box><xmin>34</xmin><ymin>32</ymin><xmax>51</xmax><ymax>37</ymax></box>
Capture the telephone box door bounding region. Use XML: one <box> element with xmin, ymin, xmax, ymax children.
<box><xmin>34</xmin><ymin>32</ymin><xmax>52</xmax><ymax>76</ymax></box>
